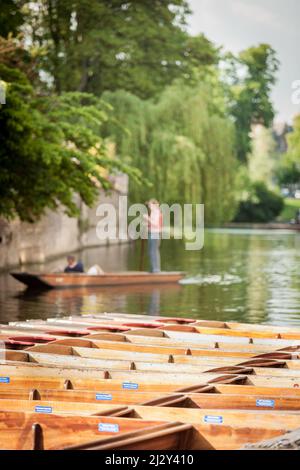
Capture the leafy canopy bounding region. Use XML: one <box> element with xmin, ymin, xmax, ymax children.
<box><xmin>0</xmin><ymin>63</ymin><xmax>141</xmax><ymax>222</ymax></box>
<box><xmin>224</xmin><ymin>44</ymin><xmax>279</xmax><ymax>163</ymax></box>
<box><xmin>25</xmin><ymin>0</ymin><xmax>218</xmax><ymax>97</ymax></box>
<box><xmin>103</xmin><ymin>76</ymin><xmax>238</xmax><ymax>225</ymax></box>
<box><xmin>276</xmin><ymin>116</ymin><xmax>300</xmax><ymax>187</ymax></box>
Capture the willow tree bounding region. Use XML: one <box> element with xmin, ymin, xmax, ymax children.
<box><xmin>103</xmin><ymin>78</ymin><xmax>238</xmax><ymax>225</ymax></box>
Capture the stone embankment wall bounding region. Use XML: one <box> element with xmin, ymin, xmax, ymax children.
<box><xmin>0</xmin><ymin>175</ymin><xmax>129</xmax><ymax>271</ymax></box>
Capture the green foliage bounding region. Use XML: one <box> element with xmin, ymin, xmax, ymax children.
<box><xmin>278</xmin><ymin>198</ymin><xmax>300</xmax><ymax>223</ymax></box>
<box><xmin>225</xmin><ymin>44</ymin><xmax>279</xmax><ymax>162</ymax></box>
<box><xmin>276</xmin><ymin>116</ymin><xmax>300</xmax><ymax>187</ymax></box>
<box><xmin>248</xmin><ymin>124</ymin><xmax>277</xmax><ymax>186</ymax></box>
<box><xmin>25</xmin><ymin>0</ymin><xmax>218</xmax><ymax>97</ymax></box>
<box><xmin>234</xmin><ymin>181</ymin><xmax>284</xmax><ymax>223</ymax></box>
<box><xmin>0</xmin><ymin>64</ymin><xmax>141</xmax><ymax>222</ymax></box>
<box><xmin>103</xmin><ymin>78</ymin><xmax>238</xmax><ymax>225</ymax></box>
<box><xmin>0</xmin><ymin>3</ymin><xmax>282</xmax><ymax>228</ymax></box>
<box><xmin>0</xmin><ymin>0</ymin><xmax>24</xmax><ymax>38</ymax></box>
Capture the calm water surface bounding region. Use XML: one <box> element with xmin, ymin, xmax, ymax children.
<box><xmin>0</xmin><ymin>229</ymin><xmax>300</xmax><ymax>326</ymax></box>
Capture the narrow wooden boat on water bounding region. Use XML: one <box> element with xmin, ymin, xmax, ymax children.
<box><xmin>1</xmin><ymin>399</ymin><xmax>300</xmax><ymax>427</ymax></box>
<box><xmin>1</xmin><ymin>387</ymin><xmax>300</xmax><ymax>410</ymax></box>
<box><xmin>2</xmin><ymin>357</ymin><xmax>300</xmax><ymax>388</ymax></box>
<box><xmin>51</xmin><ymin>336</ymin><xmax>300</xmax><ymax>361</ymax></box>
<box><xmin>2</xmin><ymin>312</ymin><xmax>300</xmax><ymax>450</ymax></box>
<box><xmin>0</xmin><ymin>364</ymin><xmax>246</xmax><ymax>392</ymax></box>
<box><xmin>4</xmin><ymin>346</ymin><xmax>300</xmax><ymax>380</ymax></box>
<box><xmin>10</xmin><ymin>271</ymin><xmax>185</xmax><ymax>289</ymax></box>
<box><xmin>2</xmin><ymin>325</ymin><xmax>300</xmax><ymax>359</ymax></box>
<box><xmin>0</xmin><ymin>407</ymin><xmax>297</xmax><ymax>450</ymax></box>
<box><xmin>26</xmin><ymin>342</ymin><xmax>297</xmax><ymax>369</ymax></box>
<box><xmin>2</xmin><ymin>365</ymin><xmax>300</xmax><ymax>397</ymax></box>
<box><xmin>11</xmin><ymin>318</ymin><xmax>300</xmax><ymax>348</ymax></box>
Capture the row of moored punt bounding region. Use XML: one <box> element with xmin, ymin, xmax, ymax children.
<box><xmin>1</xmin><ymin>313</ymin><xmax>300</xmax><ymax>450</ymax></box>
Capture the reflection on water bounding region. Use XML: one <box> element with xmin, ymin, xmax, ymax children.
<box><xmin>0</xmin><ymin>229</ymin><xmax>300</xmax><ymax>326</ymax></box>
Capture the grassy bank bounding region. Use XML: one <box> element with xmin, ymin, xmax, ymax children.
<box><xmin>278</xmin><ymin>198</ymin><xmax>300</xmax><ymax>222</ymax></box>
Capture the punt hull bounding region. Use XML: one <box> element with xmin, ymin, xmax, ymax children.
<box><xmin>10</xmin><ymin>272</ymin><xmax>185</xmax><ymax>289</ymax></box>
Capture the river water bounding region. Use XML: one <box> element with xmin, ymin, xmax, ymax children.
<box><xmin>0</xmin><ymin>229</ymin><xmax>300</xmax><ymax>326</ymax></box>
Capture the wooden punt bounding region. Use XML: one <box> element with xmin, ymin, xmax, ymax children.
<box><xmin>0</xmin><ymin>410</ymin><xmax>187</xmax><ymax>450</ymax></box>
<box><xmin>13</xmin><ymin>319</ymin><xmax>300</xmax><ymax>348</ymax></box>
<box><xmin>0</xmin><ymin>349</ymin><xmax>256</xmax><ymax>377</ymax></box>
<box><xmin>0</xmin><ymin>407</ymin><xmax>298</xmax><ymax>451</ymax></box>
<box><xmin>50</xmin><ymin>336</ymin><xmax>300</xmax><ymax>361</ymax></box>
<box><xmin>0</xmin><ymin>365</ymin><xmax>246</xmax><ymax>393</ymax></box>
<box><xmin>47</xmin><ymin>313</ymin><xmax>300</xmax><ymax>336</ymax></box>
<box><xmin>6</xmin><ymin>347</ymin><xmax>300</xmax><ymax>379</ymax></box>
<box><xmin>2</xmin><ymin>313</ymin><xmax>300</xmax><ymax>450</ymax></box>
<box><xmin>1</xmin><ymin>347</ymin><xmax>292</xmax><ymax>377</ymax></box>
<box><xmin>10</xmin><ymin>271</ymin><xmax>185</xmax><ymax>289</ymax></box>
<box><xmin>3</xmin><ymin>327</ymin><xmax>300</xmax><ymax>365</ymax></box>
<box><xmin>1</xmin><ymin>398</ymin><xmax>300</xmax><ymax>423</ymax></box>
<box><xmin>23</xmin><ymin>315</ymin><xmax>300</xmax><ymax>340</ymax></box>
<box><xmin>3</xmin><ymin>327</ymin><xmax>294</xmax><ymax>359</ymax></box>
<box><xmin>1</xmin><ymin>387</ymin><xmax>300</xmax><ymax>411</ymax></box>
<box><xmin>125</xmin><ymin>327</ymin><xmax>300</xmax><ymax>348</ymax></box>
<box><xmin>0</xmin><ymin>409</ymin><xmax>289</xmax><ymax>451</ymax></box>
<box><xmin>2</xmin><ymin>367</ymin><xmax>300</xmax><ymax>399</ymax></box>
<box><xmin>5</xmin><ymin>327</ymin><xmax>300</xmax><ymax>362</ymax></box>
<box><xmin>158</xmin><ymin>324</ymin><xmax>300</xmax><ymax>341</ymax></box>
<box><xmin>3</xmin><ymin>358</ymin><xmax>300</xmax><ymax>389</ymax></box>
<box><xmin>10</xmin><ymin>319</ymin><xmax>300</xmax><ymax>352</ymax></box>
<box><xmin>26</xmin><ymin>342</ymin><xmax>300</xmax><ymax>370</ymax></box>
<box><xmin>45</xmin><ymin>314</ymin><xmax>300</xmax><ymax>340</ymax></box>
<box><xmin>85</xmin><ymin>332</ymin><xmax>300</xmax><ymax>355</ymax></box>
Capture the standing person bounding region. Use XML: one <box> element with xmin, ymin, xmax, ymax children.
<box><xmin>144</xmin><ymin>199</ymin><xmax>163</xmax><ymax>273</ymax></box>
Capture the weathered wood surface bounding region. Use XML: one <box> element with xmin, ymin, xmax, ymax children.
<box><xmin>63</xmin><ymin>422</ymin><xmax>194</xmax><ymax>451</ymax></box>
<box><xmin>242</xmin><ymin>427</ymin><xmax>300</xmax><ymax>450</ymax></box>
<box><xmin>0</xmin><ymin>410</ymin><xmax>170</xmax><ymax>450</ymax></box>
<box><xmin>0</xmin><ymin>388</ymin><xmax>300</xmax><ymax>411</ymax></box>
<box><xmin>3</xmin><ymin>348</ymin><xmax>300</xmax><ymax>382</ymax></box>
<box><xmin>0</xmin><ymin>407</ymin><xmax>297</xmax><ymax>450</ymax></box>
<box><xmin>2</xmin><ymin>312</ymin><xmax>300</xmax><ymax>450</ymax></box>
<box><xmin>26</xmin><ymin>343</ymin><xmax>300</xmax><ymax>371</ymax></box>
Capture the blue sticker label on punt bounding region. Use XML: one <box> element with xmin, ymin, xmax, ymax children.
<box><xmin>204</xmin><ymin>415</ymin><xmax>223</xmax><ymax>425</ymax></box>
<box><xmin>256</xmin><ymin>399</ymin><xmax>275</xmax><ymax>408</ymax></box>
<box><xmin>0</xmin><ymin>377</ymin><xmax>10</xmax><ymax>383</ymax></box>
<box><xmin>98</xmin><ymin>423</ymin><xmax>119</xmax><ymax>433</ymax></box>
<box><xmin>96</xmin><ymin>393</ymin><xmax>113</xmax><ymax>401</ymax></box>
<box><xmin>122</xmin><ymin>382</ymin><xmax>138</xmax><ymax>390</ymax></box>
<box><xmin>35</xmin><ymin>406</ymin><xmax>52</xmax><ymax>414</ymax></box>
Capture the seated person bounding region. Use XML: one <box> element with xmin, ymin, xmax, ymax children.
<box><xmin>87</xmin><ymin>265</ymin><xmax>104</xmax><ymax>275</ymax></box>
<box><xmin>64</xmin><ymin>255</ymin><xmax>84</xmax><ymax>273</ymax></box>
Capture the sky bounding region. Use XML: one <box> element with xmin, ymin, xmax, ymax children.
<box><xmin>187</xmin><ymin>0</ymin><xmax>300</xmax><ymax>124</ymax></box>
